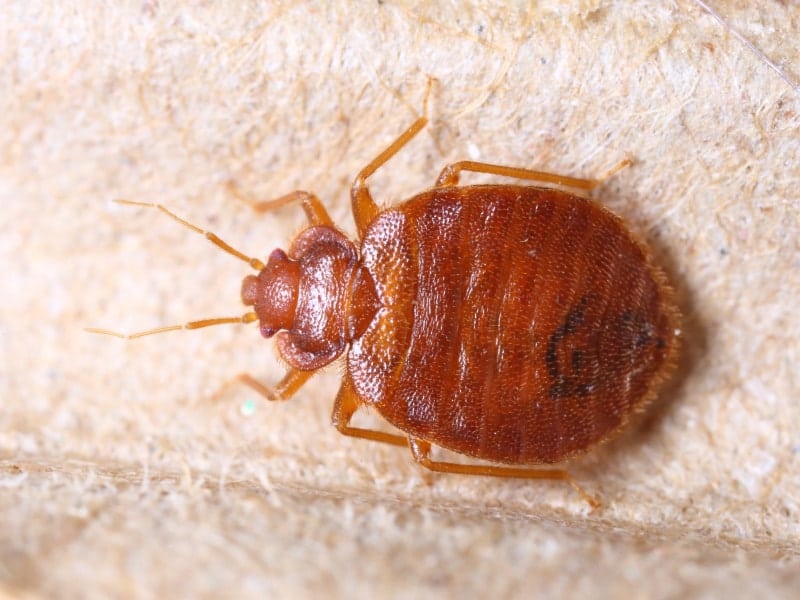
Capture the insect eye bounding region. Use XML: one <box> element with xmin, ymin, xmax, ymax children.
<box><xmin>260</xmin><ymin>325</ymin><xmax>277</xmax><ymax>338</ymax></box>
<box><xmin>269</xmin><ymin>248</ymin><xmax>288</xmax><ymax>262</ymax></box>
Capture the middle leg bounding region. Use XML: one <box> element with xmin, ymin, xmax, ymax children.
<box><xmin>332</xmin><ymin>378</ymin><xmax>408</xmax><ymax>447</ymax></box>
<box><xmin>350</xmin><ymin>82</ymin><xmax>434</xmax><ymax>239</ymax></box>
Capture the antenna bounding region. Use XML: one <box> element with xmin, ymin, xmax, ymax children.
<box><xmin>86</xmin><ymin>200</ymin><xmax>263</xmax><ymax>339</ymax></box>
<box><xmin>113</xmin><ymin>199</ymin><xmax>265</xmax><ymax>271</ymax></box>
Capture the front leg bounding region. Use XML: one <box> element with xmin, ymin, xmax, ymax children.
<box><xmin>227</xmin><ymin>183</ymin><xmax>333</xmax><ymax>227</ymax></box>
<box><xmin>213</xmin><ymin>368</ymin><xmax>316</xmax><ymax>403</ymax></box>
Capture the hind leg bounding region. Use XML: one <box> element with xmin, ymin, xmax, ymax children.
<box><xmin>408</xmin><ymin>438</ymin><xmax>600</xmax><ymax>509</ymax></box>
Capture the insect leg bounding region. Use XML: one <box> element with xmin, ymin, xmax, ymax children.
<box><xmin>217</xmin><ymin>368</ymin><xmax>315</xmax><ymax>402</ymax></box>
<box><xmin>407</xmin><ymin>438</ymin><xmax>600</xmax><ymax>509</ymax></box>
<box><xmin>350</xmin><ymin>82</ymin><xmax>434</xmax><ymax>239</ymax></box>
<box><xmin>227</xmin><ymin>185</ymin><xmax>333</xmax><ymax>227</ymax></box>
<box><xmin>435</xmin><ymin>159</ymin><xmax>631</xmax><ymax>191</ymax></box>
<box><xmin>332</xmin><ymin>379</ymin><xmax>408</xmax><ymax>447</ymax></box>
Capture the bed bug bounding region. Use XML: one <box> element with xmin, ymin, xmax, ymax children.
<box><xmin>90</xmin><ymin>97</ymin><xmax>680</xmax><ymax>508</ymax></box>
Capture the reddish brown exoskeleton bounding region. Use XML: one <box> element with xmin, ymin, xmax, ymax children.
<box><xmin>90</xmin><ymin>95</ymin><xmax>680</xmax><ymax>508</ymax></box>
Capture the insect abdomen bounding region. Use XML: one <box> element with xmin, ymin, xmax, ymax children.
<box><xmin>353</xmin><ymin>185</ymin><xmax>677</xmax><ymax>465</ymax></box>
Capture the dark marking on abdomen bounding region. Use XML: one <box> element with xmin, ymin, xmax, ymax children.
<box><xmin>546</xmin><ymin>294</ymin><xmax>597</xmax><ymax>400</ymax></box>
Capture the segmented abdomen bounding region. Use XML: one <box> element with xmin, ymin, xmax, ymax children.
<box><xmin>349</xmin><ymin>185</ymin><xmax>677</xmax><ymax>464</ymax></box>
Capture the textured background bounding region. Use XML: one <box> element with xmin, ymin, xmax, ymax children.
<box><xmin>1</xmin><ymin>1</ymin><xmax>799</xmax><ymax>598</ymax></box>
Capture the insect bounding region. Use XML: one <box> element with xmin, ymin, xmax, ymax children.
<box><xmin>90</xmin><ymin>96</ymin><xmax>680</xmax><ymax>508</ymax></box>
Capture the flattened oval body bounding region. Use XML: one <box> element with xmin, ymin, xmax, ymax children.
<box><xmin>348</xmin><ymin>184</ymin><xmax>678</xmax><ymax>465</ymax></box>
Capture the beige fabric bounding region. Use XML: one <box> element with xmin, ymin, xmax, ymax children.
<box><xmin>1</xmin><ymin>2</ymin><xmax>798</xmax><ymax>597</ymax></box>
